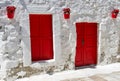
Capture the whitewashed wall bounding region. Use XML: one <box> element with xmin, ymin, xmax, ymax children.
<box><xmin>0</xmin><ymin>0</ymin><xmax>120</xmax><ymax>80</ymax></box>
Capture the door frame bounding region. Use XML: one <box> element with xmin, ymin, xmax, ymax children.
<box><xmin>75</xmin><ymin>22</ymin><xmax>99</xmax><ymax>67</ymax></box>
<box><xmin>21</xmin><ymin>13</ymin><xmax>62</xmax><ymax>66</ymax></box>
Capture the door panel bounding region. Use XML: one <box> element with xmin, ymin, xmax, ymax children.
<box><xmin>75</xmin><ymin>23</ymin><xmax>85</xmax><ymax>66</ymax></box>
<box><xmin>39</xmin><ymin>15</ymin><xmax>53</xmax><ymax>36</ymax></box>
<box><xmin>42</xmin><ymin>39</ymin><xmax>53</xmax><ymax>60</ymax></box>
<box><xmin>85</xmin><ymin>23</ymin><xmax>97</xmax><ymax>35</ymax></box>
<box><xmin>84</xmin><ymin>23</ymin><xmax>97</xmax><ymax>65</ymax></box>
<box><xmin>76</xmin><ymin>39</ymin><xmax>83</xmax><ymax>47</ymax></box>
<box><xmin>84</xmin><ymin>48</ymin><xmax>97</xmax><ymax>65</ymax></box>
<box><xmin>85</xmin><ymin>37</ymin><xmax>97</xmax><ymax>47</ymax></box>
<box><xmin>75</xmin><ymin>22</ymin><xmax>97</xmax><ymax>67</ymax></box>
<box><xmin>29</xmin><ymin>15</ymin><xmax>39</xmax><ymax>37</ymax></box>
<box><xmin>76</xmin><ymin>23</ymin><xmax>84</xmax><ymax>35</ymax></box>
<box><xmin>75</xmin><ymin>47</ymin><xmax>84</xmax><ymax>67</ymax></box>
<box><xmin>29</xmin><ymin>14</ymin><xmax>54</xmax><ymax>62</ymax></box>
<box><xmin>31</xmin><ymin>38</ymin><xmax>40</xmax><ymax>61</ymax></box>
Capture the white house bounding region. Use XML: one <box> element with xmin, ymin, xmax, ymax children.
<box><xmin>0</xmin><ymin>0</ymin><xmax>120</xmax><ymax>80</ymax></box>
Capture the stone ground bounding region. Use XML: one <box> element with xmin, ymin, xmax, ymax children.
<box><xmin>15</xmin><ymin>63</ymin><xmax>120</xmax><ymax>81</ymax></box>
<box><xmin>62</xmin><ymin>71</ymin><xmax>120</xmax><ymax>81</ymax></box>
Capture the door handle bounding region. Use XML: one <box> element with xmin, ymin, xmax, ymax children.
<box><xmin>82</xmin><ymin>39</ymin><xmax>84</xmax><ymax>45</ymax></box>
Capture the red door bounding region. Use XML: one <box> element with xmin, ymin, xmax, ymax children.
<box><xmin>75</xmin><ymin>22</ymin><xmax>97</xmax><ymax>67</ymax></box>
<box><xmin>29</xmin><ymin>14</ymin><xmax>53</xmax><ymax>61</ymax></box>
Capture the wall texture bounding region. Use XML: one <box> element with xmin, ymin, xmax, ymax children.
<box><xmin>0</xmin><ymin>0</ymin><xmax>120</xmax><ymax>80</ymax></box>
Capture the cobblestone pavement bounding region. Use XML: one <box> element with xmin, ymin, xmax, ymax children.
<box><xmin>61</xmin><ymin>71</ymin><xmax>120</xmax><ymax>81</ymax></box>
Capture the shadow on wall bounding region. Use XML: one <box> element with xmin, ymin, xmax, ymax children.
<box><xmin>100</xmin><ymin>52</ymin><xmax>105</xmax><ymax>63</ymax></box>
<box><xmin>75</xmin><ymin>64</ymin><xmax>96</xmax><ymax>70</ymax></box>
<box><xmin>117</xmin><ymin>40</ymin><xmax>120</xmax><ymax>62</ymax></box>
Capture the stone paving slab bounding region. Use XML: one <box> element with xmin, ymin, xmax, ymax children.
<box><xmin>89</xmin><ymin>75</ymin><xmax>107</xmax><ymax>81</ymax></box>
<box><xmin>61</xmin><ymin>72</ymin><xmax>120</xmax><ymax>81</ymax></box>
<box><xmin>106</xmin><ymin>74</ymin><xmax>120</xmax><ymax>80</ymax></box>
<box><xmin>97</xmin><ymin>74</ymin><xmax>120</xmax><ymax>81</ymax></box>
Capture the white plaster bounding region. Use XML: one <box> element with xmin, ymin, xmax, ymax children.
<box><xmin>98</xmin><ymin>23</ymin><xmax>101</xmax><ymax>64</ymax></box>
<box><xmin>20</xmin><ymin>12</ymin><xmax>31</xmax><ymax>66</ymax></box>
<box><xmin>20</xmin><ymin>13</ymin><xmax>30</xmax><ymax>38</ymax></box>
<box><xmin>52</xmin><ymin>14</ymin><xmax>62</xmax><ymax>64</ymax></box>
<box><xmin>1</xmin><ymin>60</ymin><xmax>19</xmax><ymax>70</ymax></box>
<box><xmin>21</xmin><ymin>37</ymin><xmax>31</xmax><ymax>66</ymax></box>
<box><xmin>0</xmin><ymin>54</ymin><xmax>5</xmax><ymax>65</ymax></box>
<box><xmin>27</xmin><ymin>5</ymin><xmax>50</xmax><ymax>13</ymax></box>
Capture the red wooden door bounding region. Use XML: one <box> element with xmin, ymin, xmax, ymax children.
<box><xmin>75</xmin><ymin>22</ymin><xmax>97</xmax><ymax>67</ymax></box>
<box><xmin>29</xmin><ymin>14</ymin><xmax>53</xmax><ymax>61</ymax></box>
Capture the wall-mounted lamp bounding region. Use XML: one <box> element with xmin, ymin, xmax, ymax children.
<box><xmin>63</xmin><ymin>8</ymin><xmax>70</xmax><ymax>19</ymax></box>
<box><xmin>111</xmin><ymin>9</ymin><xmax>119</xmax><ymax>19</ymax></box>
<box><xmin>6</xmin><ymin>6</ymin><xmax>16</xmax><ymax>19</ymax></box>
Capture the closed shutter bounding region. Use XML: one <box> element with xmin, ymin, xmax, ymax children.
<box><xmin>29</xmin><ymin>14</ymin><xmax>54</xmax><ymax>61</ymax></box>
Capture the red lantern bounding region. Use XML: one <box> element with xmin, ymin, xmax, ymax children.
<box><xmin>6</xmin><ymin>6</ymin><xmax>16</xmax><ymax>19</ymax></box>
<box><xmin>63</xmin><ymin>8</ymin><xmax>70</xmax><ymax>19</ymax></box>
<box><xmin>111</xmin><ymin>9</ymin><xmax>119</xmax><ymax>18</ymax></box>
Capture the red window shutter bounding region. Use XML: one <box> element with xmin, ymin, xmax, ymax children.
<box><xmin>29</xmin><ymin>14</ymin><xmax>54</xmax><ymax>61</ymax></box>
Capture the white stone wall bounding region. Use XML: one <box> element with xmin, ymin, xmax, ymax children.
<box><xmin>99</xmin><ymin>18</ymin><xmax>120</xmax><ymax>65</ymax></box>
<box><xmin>0</xmin><ymin>0</ymin><xmax>120</xmax><ymax>80</ymax></box>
